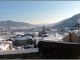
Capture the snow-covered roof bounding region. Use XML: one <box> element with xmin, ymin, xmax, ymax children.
<box><xmin>0</xmin><ymin>48</ymin><xmax>39</xmax><ymax>55</ymax></box>
<box><xmin>35</xmin><ymin>37</ymin><xmax>44</xmax><ymax>44</ymax></box>
<box><xmin>72</xmin><ymin>30</ymin><xmax>79</xmax><ymax>36</ymax></box>
<box><xmin>15</xmin><ymin>36</ymin><xmax>32</xmax><ymax>40</ymax></box>
<box><xmin>65</xmin><ymin>30</ymin><xmax>80</xmax><ymax>36</ymax></box>
<box><xmin>37</xmin><ymin>30</ymin><xmax>79</xmax><ymax>43</ymax></box>
<box><xmin>36</xmin><ymin>36</ymin><xmax>79</xmax><ymax>45</ymax></box>
<box><xmin>13</xmin><ymin>32</ymin><xmax>25</xmax><ymax>35</ymax></box>
<box><xmin>0</xmin><ymin>35</ymin><xmax>15</xmax><ymax>41</ymax></box>
<box><xmin>59</xmin><ymin>33</ymin><xmax>69</xmax><ymax>38</ymax></box>
<box><xmin>35</xmin><ymin>33</ymin><xmax>64</xmax><ymax>44</ymax></box>
<box><xmin>25</xmin><ymin>31</ymin><xmax>37</xmax><ymax>35</ymax></box>
<box><xmin>43</xmin><ymin>40</ymin><xmax>79</xmax><ymax>44</ymax></box>
<box><xmin>0</xmin><ymin>41</ymin><xmax>12</xmax><ymax>44</ymax></box>
<box><xmin>43</xmin><ymin>34</ymin><xmax>63</xmax><ymax>42</ymax></box>
<box><xmin>57</xmin><ymin>30</ymin><xmax>80</xmax><ymax>38</ymax></box>
<box><xmin>36</xmin><ymin>30</ymin><xmax>80</xmax><ymax>44</ymax></box>
<box><xmin>0</xmin><ymin>44</ymin><xmax>9</xmax><ymax>50</ymax></box>
<box><xmin>0</xmin><ymin>41</ymin><xmax>12</xmax><ymax>50</ymax></box>
<box><xmin>78</xmin><ymin>18</ymin><xmax>80</xmax><ymax>24</ymax></box>
<box><xmin>50</xmin><ymin>29</ymin><xmax>58</xmax><ymax>31</ymax></box>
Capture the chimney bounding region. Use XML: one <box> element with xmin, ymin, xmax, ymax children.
<box><xmin>69</xmin><ymin>32</ymin><xmax>71</xmax><ymax>42</ymax></box>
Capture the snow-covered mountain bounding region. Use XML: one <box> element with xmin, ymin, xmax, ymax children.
<box><xmin>52</xmin><ymin>13</ymin><xmax>80</xmax><ymax>28</ymax></box>
<box><xmin>0</xmin><ymin>20</ymin><xmax>34</xmax><ymax>27</ymax></box>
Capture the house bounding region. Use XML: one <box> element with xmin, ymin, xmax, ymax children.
<box><xmin>0</xmin><ymin>41</ymin><xmax>12</xmax><ymax>50</ymax></box>
<box><xmin>12</xmin><ymin>35</ymin><xmax>33</xmax><ymax>46</ymax></box>
<box><xmin>62</xmin><ymin>31</ymin><xmax>80</xmax><ymax>42</ymax></box>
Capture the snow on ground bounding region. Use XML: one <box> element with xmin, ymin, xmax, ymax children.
<box><xmin>35</xmin><ymin>29</ymin><xmax>80</xmax><ymax>44</ymax></box>
<box><xmin>43</xmin><ymin>33</ymin><xmax>63</xmax><ymax>42</ymax></box>
<box><xmin>13</xmin><ymin>32</ymin><xmax>25</xmax><ymax>35</ymax></box>
<box><xmin>0</xmin><ymin>35</ymin><xmax>13</xmax><ymax>41</ymax></box>
<box><xmin>35</xmin><ymin>32</ymin><xmax>79</xmax><ymax>45</ymax></box>
<box><xmin>65</xmin><ymin>30</ymin><xmax>80</xmax><ymax>36</ymax></box>
<box><xmin>35</xmin><ymin>33</ymin><xmax>64</xmax><ymax>44</ymax></box>
<box><xmin>72</xmin><ymin>30</ymin><xmax>79</xmax><ymax>36</ymax></box>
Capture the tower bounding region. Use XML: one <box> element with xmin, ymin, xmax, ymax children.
<box><xmin>42</xmin><ymin>25</ymin><xmax>46</xmax><ymax>34</ymax></box>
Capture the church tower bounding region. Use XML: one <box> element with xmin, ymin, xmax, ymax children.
<box><xmin>42</xmin><ymin>25</ymin><xmax>46</xmax><ymax>34</ymax></box>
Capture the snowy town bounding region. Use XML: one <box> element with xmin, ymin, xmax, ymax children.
<box><xmin>0</xmin><ymin>19</ymin><xmax>80</xmax><ymax>59</ymax></box>
<box><xmin>1</xmin><ymin>1</ymin><xmax>80</xmax><ymax>59</ymax></box>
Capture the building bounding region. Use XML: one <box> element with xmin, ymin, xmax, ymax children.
<box><xmin>39</xmin><ymin>25</ymin><xmax>47</xmax><ymax>37</ymax></box>
<box><xmin>0</xmin><ymin>41</ymin><xmax>12</xmax><ymax>50</ymax></box>
<box><xmin>62</xmin><ymin>31</ymin><xmax>80</xmax><ymax>42</ymax></box>
<box><xmin>12</xmin><ymin>35</ymin><xmax>33</xmax><ymax>46</ymax></box>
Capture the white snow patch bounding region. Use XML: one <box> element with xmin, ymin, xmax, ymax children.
<box><xmin>78</xmin><ymin>18</ymin><xmax>80</xmax><ymax>24</ymax></box>
<box><xmin>15</xmin><ymin>36</ymin><xmax>32</xmax><ymax>40</ymax></box>
<box><xmin>0</xmin><ymin>48</ymin><xmax>39</xmax><ymax>55</ymax></box>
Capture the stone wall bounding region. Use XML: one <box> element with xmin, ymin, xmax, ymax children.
<box><xmin>38</xmin><ymin>41</ymin><xmax>79</xmax><ymax>59</ymax></box>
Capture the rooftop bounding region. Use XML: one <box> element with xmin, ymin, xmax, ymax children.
<box><xmin>14</xmin><ymin>36</ymin><xmax>32</xmax><ymax>40</ymax></box>
<box><xmin>0</xmin><ymin>48</ymin><xmax>39</xmax><ymax>55</ymax></box>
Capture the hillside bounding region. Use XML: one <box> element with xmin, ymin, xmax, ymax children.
<box><xmin>0</xmin><ymin>20</ymin><xmax>34</xmax><ymax>27</ymax></box>
<box><xmin>52</xmin><ymin>13</ymin><xmax>80</xmax><ymax>28</ymax></box>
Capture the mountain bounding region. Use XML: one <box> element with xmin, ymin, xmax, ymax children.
<box><xmin>52</xmin><ymin>13</ymin><xmax>80</xmax><ymax>28</ymax></box>
<box><xmin>0</xmin><ymin>20</ymin><xmax>34</xmax><ymax>27</ymax></box>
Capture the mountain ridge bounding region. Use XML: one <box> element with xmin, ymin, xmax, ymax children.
<box><xmin>52</xmin><ymin>13</ymin><xmax>80</xmax><ymax>28</ymax></box>
<box><xmin>0</xmin><ymin>20</ymin><xmax>34</xmax><ymax>27</ymax></box>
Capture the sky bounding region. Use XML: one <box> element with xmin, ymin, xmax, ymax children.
<box><xmin>0</xmin><ymin>1</ymin><xmax>80</xmax><ymax>24</ymax></box>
